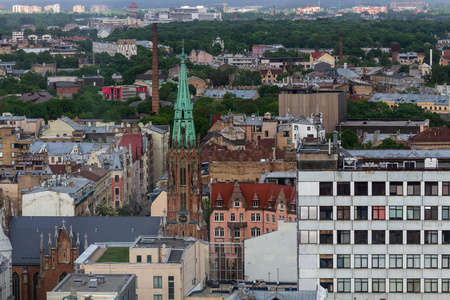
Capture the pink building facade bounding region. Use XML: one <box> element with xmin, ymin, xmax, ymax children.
<box><xmin>209</xmin><ymin>182</ymin><xmax>297</xmax><ymax>280</ymax></box>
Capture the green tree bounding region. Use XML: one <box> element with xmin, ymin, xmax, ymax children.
<box><xmin>375</xmin><ymin>138</ymin><xmax>407</xmax><ymax>149</ymax></box>
<box><xmin>96</xmin><ymin>204</ymin><xmax>118</xmax><ymax>216</ymax></box>
<box><xmin>117</xmin><ymin>204</ymin><xmax>133</xmax><ymax>216</ymax></box>
<box><xmin>341</xmin><ymin>129</ymin><xmax>361</xmax><ymax>149</ymax></box>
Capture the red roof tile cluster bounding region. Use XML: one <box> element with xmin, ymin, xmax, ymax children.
<box><xmin>311</xmin><ymin>52</ymin><xmax>325</xmax><ymax>59</ymax></box>
<box><xmin>119</xmin><ymin>134</ymin><xmax>143</xmax><ymax>163</ymax></box>
<box><xmin>411</xmin><ymin>126</ymin><xmax>450</xmax><ymax>143</ymax></box>
<box><xmin>75</xmin><ymin>166</ymin><xmax>109</xmax><ymax>182</ymax></box>
<box><xmin>211</xmin><ymin>182</ymin><xmax>296</xmax><ymax>209</ymax></box>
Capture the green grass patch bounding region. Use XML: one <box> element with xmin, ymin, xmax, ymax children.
<box><xmin>97</xmin><ymin>247</ymin><xmax>129</xmax><ymax>263</ymax></box>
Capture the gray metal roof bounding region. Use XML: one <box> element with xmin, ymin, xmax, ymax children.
<box><xmin>53</xmin><ymin>273</ymin><xmax>134</xmax><ymax>293</ymax></box>
<box><xmin>348</xmin><ymin>149</ymin><xmax>450</xmax><ymax>159</ymax></box>
<box><xmin>204</xmin><ymin>89</ymin><xmax>258</xmax><ymax>99</ymax></box>
<box><xmin>369</xmin><ymin>93</ymin><xmax>449</xmax><ymax>105</ymax></box>
<box><xmin>8</xmin><ymin>216</ymin><xmax>161</xmax><ymax>265</ymax></box>
<box><xmin>61</xmin><ymin>116</ymin><xmax>82</xmax><ymax>130</ymax></box>
<box><xmin>29</xmin><ymin>140</ymin><xmax>106</xmax><ymax>155</ymax></box>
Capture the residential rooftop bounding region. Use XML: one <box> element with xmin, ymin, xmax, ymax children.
<box><xmin>52</xmin><ymin>273</ymin><xmax>135</xmax><ymax>294</ymax></box>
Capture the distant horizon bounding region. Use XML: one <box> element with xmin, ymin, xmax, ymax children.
<box><xmin>1</xmin><ymin>0</ymin><xmax>449</xmax><ymax>10</ymax></box>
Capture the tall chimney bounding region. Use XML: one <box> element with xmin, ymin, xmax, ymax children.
<box><xmin>339</xmin><ymin>36</ymin><xmax>343</xmax><ymax>63</ymax></box>
<box><xmin>152</xmin><ymin>23</ymin><xmax>160</xmax><ymax>114</ymax></box>
<box><xmin>391</xmin><ymin>42</ymin><xmax>400</xmax><ymax>63</ymax></box>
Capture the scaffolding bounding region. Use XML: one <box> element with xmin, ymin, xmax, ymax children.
<box><xmin>209</xmin><ymin>242</ymin><xmax>244</xmax><ymax>281</ymax></box>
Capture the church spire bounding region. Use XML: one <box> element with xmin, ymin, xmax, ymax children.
<box><xmin>172</xmin><ymin>45</ymin><xmax>196</xmax><ymax>149</ymax></box>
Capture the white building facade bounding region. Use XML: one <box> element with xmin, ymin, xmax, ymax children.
<box><xmin>298</xmin><ymin>169</ymin><xmax>450</xmax><ymax>299</ymax></box>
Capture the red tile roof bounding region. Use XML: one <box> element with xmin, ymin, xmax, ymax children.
<box><xmin>211</xmin><ymin>182</ymin><xmax>296</xmax><ymax>209</ymax></box>
<box><xmin>411</xmin><ymin>126</ymin><xmax>450</xmax><ymax>143</ymax></box>
<box><xmin>119</xmin><ymin>134</ymin><xmax>143</xmax><ymax>162</ymax></box>
<box><xmin>311</xmin><ymin>52</ymin><xmax>325</xmax><ymax>59</ymax></box>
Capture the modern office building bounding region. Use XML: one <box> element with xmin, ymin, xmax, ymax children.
<box><xmin>298</xmin><ymin>165</ymin><xmax>450</xmax><ymax>299</ymax></box>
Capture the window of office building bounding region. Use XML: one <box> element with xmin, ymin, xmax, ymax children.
<box><xmin>425</xmin><ymin>206</ymin><xmax>438</xmax><ymax>220</ymax></box>
<box><xmin>390</xmin><ymin>182</ymin><xmax>403</xmax><ymax>196</ymax></box>
<box><xmin>300</xmin><ymin>207</ymin><xmax>317</xmax><ymax>220</ymax></box>
<box><xmin>319</xmin><ymin>255</ymin><xmax>333</xmax><ymax>268</ymax></box>
<box><xmin>407</xmin><ymin>230</ymin><xmax>421</xmax><ymax>244</ymax></box>
<box><xmin>443</xmin><ymin>255</ymin><xmax>450</xmax><ymax>268</ymax></box>
<box><xmin>372</xmin><ymin>230</ymin><xmax>385</xmax><ymax>244</ymax></box>
<box><xmin>354</xmin><ymin>206</ymin><xmax>368</xmax><ymax>220</ymax></box>
<box><xmin>389</xmin><ymin>206</ymin><xmax>403</xmax><ymax>220</ymax></box>
<box><xmin>389</xmin><ymin>255</ymin><xmax>403</xmax><ymax>268</ymax></box>
<box><xmin>354</xmin><ymin>230</ymin><xmax>368</xmax><ymax>244</ymax></box>
<box><xmin>372</xmin><ymin>182</ymin><xmax>386</xmax><ymax>195</ymax></box>
<box><xmin>354</xmin><ymin>182</ymin><xmax>368</xmax><ymax>195</ymax></box>
<box><xmin>319</xmin><ymin>182</ymin><xmax>333</xmax><ymax>196</ymax></box>
<box><xmin>425</xmin><ymin>182</ymin><xmax>438</xmax><ymax>196</ymax></box>
<box><xmin>320</xmin><ymin>279</ymin><xmax>333</xmax><ymax>293</ymax></box>
<box><xmin>320</xmin><ymin>230</ymin><xmax>333</xmax><ymax>244</ymax></box>
<box><xmin>407</xmin><ymin>182</ymin><xmax>421</xmax><ymax>196</ymax></box>
<box><xmin>443</xmin><ymin>279</ymin><xmax>450</xmax><ymax>292</ymax></box>
<box><xmin>407</xmin><ymin>279</ymin><xmax>420</xmax><ymax>293</ymax></box>
<box><xmin>425</xmin><ymin>279</ymin><xmax>438</xmax><ymax>293</ymax></box>
<box><xmin>337</xmin><ymin>230</ymin><xmax>350</xmax><ymax>244</ymax></box>
<box><xmin>372</xmin><ymin>279</ymin><xmax>385</xmax><ymax>293</ymax></box>
<box><xmin>424</xmin><ymin>255</ymin><xmax>438</xmax><ymax>268</ymax></box>
<box><xmin>407</xmin><ymin>255</ymin><xmax>420</xmax><ymax>268</ymax></box>
<box><xmin>390</xmin><ymin>279</ymin><xmax>403</xmax><ymax>292</ymax></box>
<box><xmin>319</xmin><ymin>206</ymin><xmax>333</xmax><ymax>220</ymax></box>
<box><xmin>299</xmin><ymin>231</ymin><xmax>317</xmax><ymax>244</ymax></box>
<box><xmin>407</xmin><ymin>206</ymin><xmax>421</xmax><ymax>220</ymax></box>
<box><xmin>337</xmin><ymin>278</ymin><xmax>351</xmax><ymax>292</ymax></box>
<box><xmin>372</xmin><ymin>254</ymin><xmax>385</xmax><ymax>268</ymax></box>
<box><xmin>443</xmin><ymin>182</ymin><xmax>450</xmax><ymax>196</ymax></box>
<box><xmin>372</xmin><ymin>206</ymin><xmax>385</xmax><ymax>220</ymax></box>
<box><xmin>389</xmin><ymin>230</ymin><xmax>403</xmax><ymax>244</ymax></box>
<box><xmin>443</xmin><ymin>231</ymin><xmax>450</xmax><ymax>244</ymax></box>
<box><xmin>354</xmin><ymin>255</ymin><xmax>368</xmax><ymax>268</ymax></box>
<box><xmin>337</xmin><ymin>255</ymin><xmax>350</xmax><ymax>268</ymax></box>
<box><xmin>355</xmin><ymin>278</ymin><xmax>368</xmax><ymax>292</ymax></box>
<box><xmin>444</xmin><ymin>206</ymin><xmax>450</xmax><ymax>220</ymax></box>
<box><xmin>337</xmin><ymin>206</ymin><xmax>350</xmax><ymax>220</ymax></box>
<box><xmin>336</xmin><ymin>182</ymin><xmax>350</xmax><ymax>195</ymax></box>
<box><xmin>425</xmin><ymin>230</ymin><xmax>438</xmax><ymax>244</ymax></box>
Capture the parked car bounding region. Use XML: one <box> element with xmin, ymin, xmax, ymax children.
<box><xmin>206</xmin><ymin>279</ymin><xmax>220</xmax><ymax>288</ymax></box>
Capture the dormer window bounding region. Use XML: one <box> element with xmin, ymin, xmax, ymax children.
<box><xmin>234</xmin><ymin>200</ymin><xmax>240</xmax><ymax>207</ymax></box>
<box><xmin>253</xmin><ymin>200</ymin><xmax>259</xmax><ymax>207</ymax></box>
<box><xmin>216</xmin><ymin>200</ymin><xmax>223</xmax><ymax>207</ymax></box>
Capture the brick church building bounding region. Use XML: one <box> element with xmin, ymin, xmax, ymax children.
<box><xmin>7</xmin><ymin>216</ymin><xmax>160</xmax><ymax>300</ymax></box>
<box><xmin>166</xmin><ymin>49</ymin><xmax>206</xmax><ymax>240</ymax></box>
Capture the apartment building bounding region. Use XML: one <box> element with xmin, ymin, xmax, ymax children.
<box><xmin>298</xmin><ymin>168</ymin><xmax>450</xmax><ymax>299</ymax></box>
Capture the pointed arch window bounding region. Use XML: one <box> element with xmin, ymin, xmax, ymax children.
<box><xmin>12</xmin><ymin>272</ymin><xmax>20</xmax><ymax>300</ymax></box>
<box><xmin>33</xmin><ymin>272</ymin><xmax>39</xmax><ymax>300</ymax></box>
<box><xmin>59</xmin><ymin>272</ymin><xmax>67</xmax><ymax>282</ymax></box>
<box><xmin>180</xmin><ymin>193</ymin><xmax>186</xmax><ymax>210</ymax></box>
<box><xmin>180</xmin><ymin>158</ymin><xmax>187</xmax><ymax>186</ymax></box>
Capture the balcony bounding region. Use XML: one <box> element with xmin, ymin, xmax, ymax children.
<box><xmin>227</xmin><ymin>222</ymin><xmax>247</xmax><ymax>230</ymax></box>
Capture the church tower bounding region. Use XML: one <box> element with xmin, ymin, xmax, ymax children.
<box><xmin>166</xmin><ymin>48</ymin><xmax>206</xmax><ymax>240</ymax></box>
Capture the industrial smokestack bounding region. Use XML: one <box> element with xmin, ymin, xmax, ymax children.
<box><xmin>152</xmin><ymin>23</ymin><xmax>160</xmax><ymax>114</ymax></box>
<box><xmin>391</xmin><ymin>42</ymin><xmax>400</xmax><ymax>63</ymax></box>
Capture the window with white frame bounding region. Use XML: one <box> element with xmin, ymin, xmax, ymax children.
<box><xmin>299</xmin><ymin>230</ymin><xmax>317</xmax><ymax>244</ymax></box>
<box><xmin>251</xmin><ymin>227</ymin><xmax>261</xmax><ymax>237</ymax></box>
<box><xmin>214</xmin><ymin>227</ymin><xmax>224</xmax><ymax>238</ymax></box>
<box><xmin>299</xmin><ymin>206</ymin><xmax>317</xmax><ymax>220</ymax></box>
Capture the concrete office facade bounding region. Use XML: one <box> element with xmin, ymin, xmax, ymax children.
<box><xmin>298</xmin><ymin>170</ymin><xmax>450</xmax><ymax>299</ymax></box>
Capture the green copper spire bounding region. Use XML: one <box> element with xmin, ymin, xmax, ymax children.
<box><xmin>172</xmin><ymin>47</ymin><xmax>196</xmax><ymax>148</ymax></box>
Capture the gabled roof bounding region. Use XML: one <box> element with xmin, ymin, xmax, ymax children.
<box><xmin>9</xmin><ymin>216</ymin><xmax>161</xmax><ymax>265</ymax></box>
<box><xmin>311</xmin><ymin>52</ymin><xmax>325</xmax><ymax>59</ymax></box>
<box><xmin>61</xmin><ymin>116</ymin><xmax>82</xmax><ymax>130</ymax></box>
<box><xmin>211</xmin><ymin>183</ymin><xmax>296</xmax><ymax>209</ymax></box>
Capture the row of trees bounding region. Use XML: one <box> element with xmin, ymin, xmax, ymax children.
<box><xmin>107</xmin><ymin>19</ymin><xmax>448</xmax><ymax>58</ymax></box>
